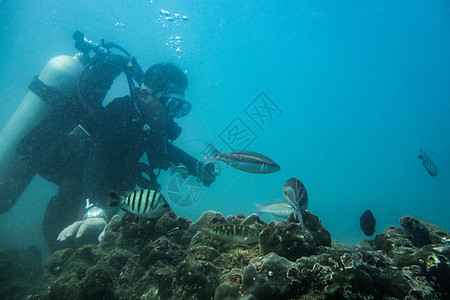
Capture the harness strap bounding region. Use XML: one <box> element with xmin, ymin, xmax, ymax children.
<box><xmin>28</xmin><ymin>76</ymin><xmax>70</xmax><ymax>106</ymax></box>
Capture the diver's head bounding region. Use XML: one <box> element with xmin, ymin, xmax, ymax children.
<box><xmin>139</xmin><ymin>63</ymin><xmax>191</xmax><ymax>120</ymax></box>
<box><xmin>144</xmin><ymin>63</ymin><xmax>188</xmax><ymax>96</ymax></box>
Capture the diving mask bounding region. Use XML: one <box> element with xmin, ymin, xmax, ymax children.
<box><xmin>160</xmin><ymin>94</ymin><xmax>191</xmax><ymax>118</ymax></box>
<box><xmin>141</xmin><ymin>84</ymin><xmax>191</xmax><ymax>118</ymax></box>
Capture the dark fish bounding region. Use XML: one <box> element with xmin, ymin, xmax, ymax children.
<box><xmin>109</xmin><ymin>189</ymin><xmax>170</xmax><ymax>218</ymax></box>
<box><xmin>201</xmin><ymin>224</ymin><xmax>260</xmax><ymax>244</ymax></box>
<box><xmin>282</xmin><ymin>177</ymin><xmax>308</xmax><ymax>229</ymax></box>
<box><xmin>360</xmin><ymin>210</ymin><xmax>376</xmax><ymax>236</ymax></box>
<box><xmin>418</xmin><ymin>150</ymin><xmax>438</xmax><ymax>177</ymax></box>
<box><xmin>211</xmin><ymin>151</ymin><xmax>281</xmax><ymax>174</ymax></box>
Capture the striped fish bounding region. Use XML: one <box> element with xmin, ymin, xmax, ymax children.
<box><xmin>282</xmin><ymin>177</ymin><xmax>308</xmax><ymax>230</ymax></box>
<box><xmin>109</xmin><ymin>189</ymin><xmax>171</xmax><ymax>218</ymax></box>
<box><xmin>211</xmin><ymin>151</ymin><xmax>281</xmax><ymax>174</ymax></box>
<box><xmin>201</xmin><ymin>224</ymin><xmax>260</xmax><ymax>244</ymax></box>
<box><xmin>418</xmin><ymin>150</ymin><xmax>438</xmax><ymax>177</ymax></box>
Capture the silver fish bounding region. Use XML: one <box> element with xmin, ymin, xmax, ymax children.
<box><xmin>255</xmin><ymin>200</ymin><xmax>294</xmax><ymax>218</ymax></box>
<box><xmin>201</xmin><ymin>224</ymin><xmax>260</xmax><ymax>244</ymax></box>
<box><xmin>109</xmin><ymin>189</ymin><xmax>170</xmax><ymax>218</ymax></box>
<box><xmin>169</xmin><ymin>162</ymin><xmax>189</xmax><ymax>178</ymax></box>
<box><xmin>212</xmin><ymin>151</ymin><xmax>280</xmax><ymax>174</ymax></box>
<box><xmin>418</xmin><ymin>150</ymin><xmax>438</xmax><ymax>177</ymax></box>
<box><xmin>282</xmin><ymin>178</ymin><xmax>308</xmax><ymax>229</ymax></box>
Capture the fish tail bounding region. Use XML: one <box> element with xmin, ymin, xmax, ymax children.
<box><xmin>108</xmin><ymin>191</ymin><xmax>123</xmax><ymax>206</ymax></box>
<box><xmin>418</xmin><ymin>150</ymin><xmax>423</xmax><ymax>160</ymax></box>
<box><xmin>254</xmin><ymin>203</ymin><xmax>264</xmax><ymax>216</ymax></box>
<box><xmin>418</xmin><ymin>149</ymin><xmax>424</xmax><ymax>160</ymax></box>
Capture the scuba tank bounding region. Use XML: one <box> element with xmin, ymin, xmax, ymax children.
<box><xmin>0</xmin><ymin>31</ymin><xmax>143</xmax><ymax>213</ymax></box>
<box><xmin>0</xmin><ymin>55</ymin><xmax>83</xmax><ymax>213</ymax></box>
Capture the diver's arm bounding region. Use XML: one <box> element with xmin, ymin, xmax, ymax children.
<box><xmin>57</xmin><ymin>145</ymin><xmax>113</xmax><ymax>242</ymax></box>
<box><xmin>79</xmin><ymin>145</ymin><xmax>116</xmax><ymax>220</ymax></box>
<box><xmin>166</xmin><ymin>144</ymin><xmax>216</xmax><ymax>187</ymax></box>
<box><xmin>166</xmin><ymin>144</ymin><xmax>200</xmax><ymax>175</ymax></box>
<box><xmin>78</xmin><ymin>54</ymin><xmax>130</xmax><ymax>106</ymax></box>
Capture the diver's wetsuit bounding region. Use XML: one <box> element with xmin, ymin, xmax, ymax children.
<box><xmin>16</xmin><ymin>55</ymin><xmax>200</xmax><ymax>252</ymax></box>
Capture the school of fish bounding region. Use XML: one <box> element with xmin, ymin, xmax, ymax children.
<box><xmin>111</xmin><ymin>147</ymin><xmax>440</xmax><ymax>244</ymax></box>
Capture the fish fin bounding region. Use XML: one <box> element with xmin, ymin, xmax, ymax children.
<box><xmin>254</xmin><ymin>203</ymin><xmax>264</xmax><ymax>216</ymax></box>
<box><xmin>298</xmin><ymin>211</ymin><xmax>305</xmax><ymax>230</ymax></box>
<box><xmin>271</xmin><ymin>198</ymin><xmax>290</xmax><ymax>206</ymax></box>
<box><xmin>238</xmin><ymin>150</ymin><xmax>259</xmax><ymax>155</ymax></box>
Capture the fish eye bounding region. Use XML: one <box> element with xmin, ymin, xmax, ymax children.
<box><xmin>162</xmin><ymin>203</ymin><xmax>169</xmax><ymax>208</ymax></box>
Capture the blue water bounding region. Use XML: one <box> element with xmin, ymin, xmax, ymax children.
<box><xmin>1</xmin><ymin>0</ymin><xmax>449</xmax><ymax>257</ymax></box>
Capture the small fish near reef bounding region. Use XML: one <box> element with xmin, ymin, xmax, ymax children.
<box><xmin>209</xmin><ymin>151</ymin><xmax>281</xmax><ymax>174</ymax></box>
<box><xmin>201</xmin><ymin>224</ymin><xmax>260</xmax><ymax>244</ymax></box>
<box><xmin>360</xmin><ymin>209</ymin><xmax>376</xmax><ymax>236</ymax></box>
<box><xmin>109</xmin><ymin>189</ymin><xmax>171</xmax><ymax>218</ymax></box>
<box><xmin>282</xmin><ymin>177</ymin><xmax>308</xmax><ymax>229</ymax></box>
<box><xmin>418</xmin><ymin>150</ymin><xmax>438</xmax><ymax>177</ymax></box>
<box><xmin>255</xmin><ymin>200</ymin><xmax>294</xmax><ymax>218</ymax></box>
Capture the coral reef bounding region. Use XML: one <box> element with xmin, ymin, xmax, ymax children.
<box><xmin>0</xmin><ymin>246</ymin><xmax>47</xmax><ymax>299</ymax></box>
<box><xmin>400</xmin><ymin>215</ymin><xmax>450</xmax><ymax>247</ymax></box>
<box><xmin>259</xmin><ymin>211</ymin><xmax>331</xmax><ymax>261</ymax></box>
<box><xmin>2</xmin><ymin>212</ymin><xmax>449</xmax><ymax>299</ymax></box>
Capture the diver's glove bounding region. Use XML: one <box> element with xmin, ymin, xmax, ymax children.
<box><xmin>57</xmin><ymin>201</ymin><xmax>108</xmax><ymax>242</ymax></box>
<box><xmin>57</xmin><ymin>218</ymin><xmax>107</xmax><ymax>242</ymax></box>
<box><xmin>197</xmin><ymin>162</ymin><xmax>216</xmax><ymax>187</ymax></box>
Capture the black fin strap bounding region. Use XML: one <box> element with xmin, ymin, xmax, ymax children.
<box><xmin>28</xmin><ymin>76</ymin><xmax>68</xmax><ymax>106</ymax></box>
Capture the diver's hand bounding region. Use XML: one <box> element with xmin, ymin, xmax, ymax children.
<box><xmin>198</xmin><ymin>162</ymin><xmax>216</xmax><ymax>187</ymax></box>
<box><xmin>57</xmin><ymin>218</ymin><xmax>107</xmax><ymax>241</ymax></box>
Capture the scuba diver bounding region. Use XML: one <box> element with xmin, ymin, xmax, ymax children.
<box><xmin>0</xmin><ymin>32</ymin><xmax>216</xmax><ymax>252</ymax></box>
